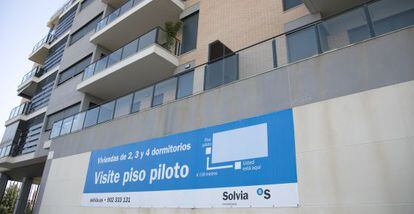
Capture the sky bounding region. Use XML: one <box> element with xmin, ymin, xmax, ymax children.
<box><xmin>0</xmin><ymin>0</ymin><xmax>68</xmax><ymax>136</ymax></box>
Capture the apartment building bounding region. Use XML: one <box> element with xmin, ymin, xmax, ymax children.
<box><xmin>0</xmin><ymin>0</ymin><xmax>413</xmax><ymax>213</ymax></box>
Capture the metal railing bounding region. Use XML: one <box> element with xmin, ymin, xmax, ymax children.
<box><xmin>83</xmin><ymin>27</ymin><xmax>181</xmax><ymax>80</ymax></box>
<box><xmin>51</xmin><ymin>70</ymin><xmax>194</xmax><ymax>139</ymax></box>
<box><xmin>19</xmin><ymin>67</ymin><xmax>44</xmax><ymax>87</ymax></box>
<box><xmin>50</xmin><ymin>0</ymin><xmax>414</xmax><ymax>139</ymax></box>
<box><xmin>96</xmin><ymin>0</ymin><xmax>145</xmax><ymax>32</ymax></box>
<box><xmin>8</xmin><ymin>103</ymin><xmax>30</xmax><ymax>120</ymax></box>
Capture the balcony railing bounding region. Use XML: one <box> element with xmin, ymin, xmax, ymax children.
<box><xmin>31</xmin><ymin>32</ymin><xmax>56</xmax><ymax>54</ymax></box>
<box><xmin>19</xmin><ymin>67</ymin><xmax>45</xmax><ymax>87</ymax></box>
<box><xmin>8</xmin><ymin>103</ymin><xmax>30</xmax><ymax>120</ymax></box>
<box><xmin>51</xmin><ymin>70</ymin><xmax>194</xmax><ymax>139</ymax></box>
<box><xmin>9</xmin><ymin>81</ymin><xmax>53</xmax><ymax>120</ymax></box>
<box><xmin>96</xmin><ymin>0</ymin><xmax>145</xmax><ymax>32</ymax></box>
<box><xmin>83</xmin><ymin>27</ymin><xmax>180</xmax><ymax>80</ymax></box>
<box><xmin>50</xmin><ymin>0</ymin><xmax>414</xmax><ymax>139</ymax></box>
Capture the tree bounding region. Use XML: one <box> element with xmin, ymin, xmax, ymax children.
<box><xmin>0</xmin><ymin>184</ymin><xmax>19</xmax><ymax>214</ymax></box>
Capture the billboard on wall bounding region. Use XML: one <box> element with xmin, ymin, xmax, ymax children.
<box><xmin>82</xmin><ymin>109</ymin><xmax>298</xmax><ymax>208</ymax></box>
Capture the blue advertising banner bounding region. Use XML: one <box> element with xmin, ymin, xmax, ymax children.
<box><xmin>82</xmin><ymin>109</ymin><xmax>298</xmax><ymax>208</ymax></box>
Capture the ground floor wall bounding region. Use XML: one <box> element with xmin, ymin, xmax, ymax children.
<box><xmin>38</xmin><ymin>80</ymin><xmax>414</xmax><ymax>214</ymax></box>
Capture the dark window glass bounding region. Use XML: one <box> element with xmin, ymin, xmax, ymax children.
<box><xmin>60</xmin><ymin>116</ymin><xmax>74</xmax><ymax>135</ymax></box>
<box><xmin>83</xmin><ymin>63</ymin><xmax>96</xmax><ymax>80</ymax></box>
<box><xmin>83</xmin><ymin>107</ymin><xmax>99</xmax><ymax>128</ymax></box>
<box><xmin>69</xmin><ymin>14</ymin><xmax>102</xmax><ymax>45</ymax></box>
<box><xmin>71</xmin><ymin>112</ymin><xmax>86</xmax><ymax>132</ymax></box>
<box><xmin>50</xmin><ymin>120</ymin><xmax>63</xmax><ymax>139</ymax></box>
<box><xmin>80</xmin><ymin>0</ymin><xmax>94</xmax><ymax>11</ymax></box>
<box><xmin>46</xmin><ymin>103</ymin><xmax>80</xmax><ymax>130</ymax></box>
<box><xmin>205</xmin><ymin>54</ymin><xmax>239</xmax><ymax>90</ymax></box>
<box><xmin>120</xmin><ymin>0</ymin><xmax>133</xmax><ymax>15</ymax></box>
<box><xmin>58</xmin><ymin>55</ymin><xmax>92</xmax><ymax>84</ymax></box>
<box><xmin>138</xmin><ymin>29</ymin><xmax>157</xmax><ymax>51</ymax></box>
<box><xmin>283</xmin><ymin>0</ymin><xmax>302</xmax><ymax>11</ymax></box>
<box><xmin>107</xmin><ymin>49</ymin><xmax>122</xmax><ymax>67</ymax></box>
<box><xmin>132</xmin><ymin>86</ymin><xmax>153</xmax><ymax>112</ymax></box>
<box><xmin>209</xmin><ymin>41</ymin><xmax>233</xmax><ymax>61</ymax></box>
<box><xmin>368</xmin><ymin>0</ymin><xmax>414</xmax><ymax>36</ymax></box>
<box><xmin>122</xmin><ymin>39</ymin><xmax>139</xmax><ymax>59</ymax></box>
<box><xmin>94</xmin><ymin>56</ymin><xmax>108</xmax><ymax>74</ymax></box>
<box><xmin>1</xmin><ymin>122</ymin><xmax>19</xmax><ymax>143</ymax></box>
<box><xmin>152</xmin><ymin>78</ymin><xmax>177</xmax><ymax>107</ymax></box>
<box><xmin>181</xmin><ymin>12</ymin><xmax>199</xmax><ymax>54</ymax></box>
<box><xmin>114</xmin><ymin>94</ymin><xmax>133</xmax><ymax>118</ymax></box>
<box><xmin>177</xmin><ymin>71</ymin><xmax>194</xmax><ymax>99</ymax></box>
<box><xmin>287</xmin><ymin>26</ymin><xmax>320</xmax><ymax>62</ymax></box>
<box><xmin>318</xmin><ymin>7</ymin><xmax>371</xmax><ymax>51</ymax></box>
<box><xmin>97</xmin><ymin>101</ymin><xmax>115</xmax><ymax>123</ymax></box>
<box><xmin>107</xmin><ymin>8</ymin><xmax>120</xmax><ymax>24</ymax></box>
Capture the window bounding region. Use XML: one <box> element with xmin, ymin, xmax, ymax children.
<box><xmin>283</xmin><ymin>0</ymin><xmax>302</xmax><ymax>11</ymax></box>
<box><xmin>97</xmin><ymin>101</ymin><xmax>115</xmax><ymax>123</ymax></box>
<box><xmin>69</xmin><ymin>13</ymin><xmax>102</xmax><ymax>45</ymax></box>
<box><xmin>114</xmin><ymin>94</ymin><xmax>133</xmax><ymax>118</ymax></box>
<box><xmin>60</xmin><ymin>116</ymin><xmax>74</xmax><ymax>135</ymax></box>
<box><xmin>50</xmin><ymin>120</ymin><xmax>63</xmax><ymax>139</ymax></box>
<box><xmin>368</xmin><ymin>0</ymin><xmax>414</xmax><ymax>36</ymax></box>
<box><xmin>317</xmin><ymin>7</ymin><xmax>371</xmax><ymax>52</ymax></box>
<box><xmin>208</xmin><ymin>41</ymin><xmax>233</xmax><ymax>61</ymax></box>
<box><xmin>181</xmin><ymin>12</ymin><xmax>199</xmax><ymax>54</ymax></box>
<box><xmin>71</xmin><ymin>112</ymin><xmax>86</xmax><ymax>132</ymax></box>
<box><xmin>177</xmin><ymin>71</ymin><xmax>194</xmax><ymax>99</ymax></box>
<box><xmin>287</xmin><ymin>26</ymin><xmax>320</xmax><ymax>62</ymax></box>
<box><xmin>204</xmin><ymin>54</ymin><xmax>239</xmax><ymax>90</ymax></box>
<box><xmin>1</xmin><ymin>122</ymin><xmax>19</xmax><ymax>144</ymax></box>
<box><xmin>132</xmin><ymin>86</ymin><xmax>153</xmax><ymax>112</ymax></box>
<box><xmin>58</xmin><ymin>54</ymin><xmax>92</xmax><ymax>84</ymax></box>
<box><xmin>80</xmin><ymin>0</ymin><xmax>94</xmax><ymax>11</ymax></box>
<box><xmin>107</xmin><ymin>49</ymin><xmax>122</xmax><ymax>67</ymax></box>
<box><xmin>83</xmin><ymin>107</ymin><xmax>99</xmax><ymax>128</ymax></box>
<box><xmin>46</xmin><ymin>103</ymin><xmax>80</xmax><ymax>131</ymax></box>
<box><xmin>122</xmin><ymin>39</ymin><xmax>139</xmax><ymax>59</ymax></box>
<box><xmin>152</xmin><ymin>78</ymin><xmax>177</xmax><ymax>107</ymax></box>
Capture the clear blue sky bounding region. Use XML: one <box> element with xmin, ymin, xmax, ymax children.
<box><xmin>0</xmin><ymin>0</ymin><xmax>68</xmax><ymax>136</ymax></box>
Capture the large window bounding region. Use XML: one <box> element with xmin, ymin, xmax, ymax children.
<box><xmin>83</xmin><ymin>107</ymin><xmax>99</xmax><ymax>128</ymax></box>
<box><xmin>58</xmin><ymin>54</ymin><xmax>92</xmax><ymax>84</ymax></box>
<box><xmin>287</xmin><ymin>26</ymin><xmax>320</xmax><ymax>62</ymax></box>
<box><xmin>152</xmin><ymin>78</ymin><xmax>177</xmax><ymax>107</ymax></box>
<box><xmin>132</xmin><ymin>86</ymin><xmax>153</xmax><ymax>112</ymax></box>
<box><xmin>46</xmin><ymin>103</ymin><xmax>80</xmax><ymax>131</ymax></box>
<box><xmin>204</xmin><ymin>54</ymin><xmax>239</xmax><ymax>90</ymax></box>
<box><xmin>97</xmin><ymin>101</ymin><xmax>115</xmax><ymax>123</ymax></box>
<box><xmin>368</xmin><ymin>0</ymin><xmax>414</xmax><ymax>36</ymax></box>
<box><xmin>177</xmin><ymin>71</ymin><xmax>194</xmax><ymax>99</ymax></box>
<box><xmin>283</xmin><ymin>0</ymin><xmax>302</xmax><ymax>11</ymax></box>
<box><xmin>69</xmin><ymin>13</ymin><xmax>102</xmax><ymax>45</ymax></box>
<box><xmin>114</xmin><ymin>94</ymin><xmax>133</xmax><ymax>118</ymax></box>
<box><xmin>318</xmin><ymin>7</ymin><xmax>371</xmax><ymax>51</ymax></box>
<box><xmin>181</xmin><ymin>12</ymin><xmax>199</xmax><ymax>54</ymax></box>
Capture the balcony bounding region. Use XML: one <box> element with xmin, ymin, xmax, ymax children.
<box><xmin>7</xmin><ymin>81</ymin><xmax>53</xmax><ymax>125</ymax></box>
<box><xmin>78</xmin><ymin>27</ymin><xmax>180</xmax><ymax>99</ymax></box>
<box><xmin>90</xmin><ymin>0</ymin><xmax>184</xmax><ymax>50</ymax></box>
<box><xmin>28</xmin><ymin>34</ymin><xmax>54</xmax><ymax>65</ymax></box>
<box><xmin>17</xmin><ymin>67</ymin><xmax>45</xmax><ymax>98</ymax></box>
<box><xmin>50</xmin><ymin>0</ymin><xmax>414</xmax><ymax>140</ymax></box>
<box><xmin>0</xmin><ymin>123</ymin><xmax>46</xmax><ymax>169</ymax></box>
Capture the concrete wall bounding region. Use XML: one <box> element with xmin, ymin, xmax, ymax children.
<box><xmin>38</xmin><ymin>80</ymin><xmax>414</xmax><ymax>214</ymax></box>
<box><xmin>48</xmin><ymin>26</ymin><xmax>414</xmax><ymax>159</ymax></box>
<box><xmin>34</xmin><ymin>27</ymin><xmax>414</xmax><ymax>213</ymax></box>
